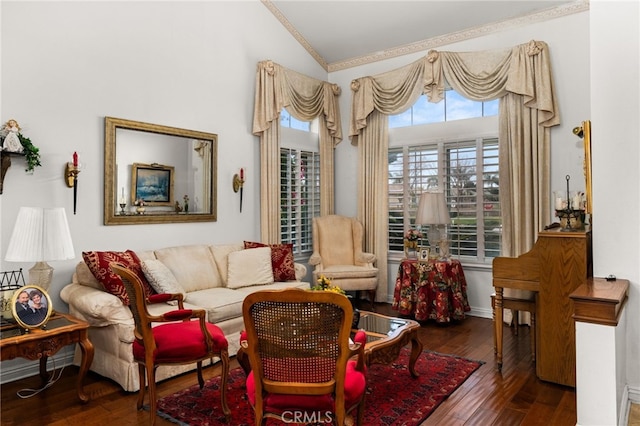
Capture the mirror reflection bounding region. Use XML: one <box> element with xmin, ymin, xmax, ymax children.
<box><xmin>104</xmin><ymin>117</ymin><xmax>217</xmax><ymax>225</ymax></box>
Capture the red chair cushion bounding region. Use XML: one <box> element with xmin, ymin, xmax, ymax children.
<box><xmin>133</xmin><ymin>321</ymin><xmax>228</xmax><ymax>363</ymax></box>
<box><xmin>246</xmin><ymin>359</ymin><xmax>366</xmax><ymax>414</ymax></box>
<box><xmin>244</xmin><ymin>241</ymin><xmax>296</xmax><ymax>281</ymax></box>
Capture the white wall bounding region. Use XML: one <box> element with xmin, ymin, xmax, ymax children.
<box><xmin>589</xmin><ymin>0</ymin><xmax>640</xmax><ymax>416</ymax></box>
<box><xmin>0</xmin><ymin>0</ymin><xmax>325</xmax><ymax>304</ymax></box>
<box><xmin>0</xmin><ymin>1</ymin><xmax>325</xmax><ymax>377</ymax></box>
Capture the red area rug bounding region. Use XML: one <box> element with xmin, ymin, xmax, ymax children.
<box><xmin>156</xmin><ymin>348</ymin><xmax>483</xmax><ymax>425</ymax></box>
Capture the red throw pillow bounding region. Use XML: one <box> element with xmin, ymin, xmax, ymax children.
<box><xmin>82</xmin><ymin>250</ymin><xmax>156</xmax><ymax>305</ymax></box>
<box><xmin>243</xmin><ymin>241</ymin><xmax>296</xmax><ymax>281</ymax></box>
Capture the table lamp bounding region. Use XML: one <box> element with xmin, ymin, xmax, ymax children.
<box><xmin>4</xmin><ymin>207</ymin><xmax>75</xmax><ymax>291</ymax></box>
<box><xmin>415</xmin><ymin>191</ymin><xmax>451</xmax><ymax>259</ymax></box>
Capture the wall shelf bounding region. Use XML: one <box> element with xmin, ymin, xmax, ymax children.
<box><xmin>0</xmin><ymin>152</ymin><xmax>26</xmax><ymax>195</ymax></box>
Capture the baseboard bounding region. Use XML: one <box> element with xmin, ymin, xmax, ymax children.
<box><xmin>618</xmin><ymin>385</ymin><xmax>640</xmax><ymax>426</ymax></box>
<box><xmin>378</xmin><ymin>295</ymin><xmax>494</xmax><ymax>321</ymax></box>
<box><xmin>0</xmin><ymin>349</ymin><xmax>74</xmax><ymax>385</ymax></box>
<box><xmin>467</xmin><ymin>307</ymin><xmax>492</xmax><ymax>319</ymax></box>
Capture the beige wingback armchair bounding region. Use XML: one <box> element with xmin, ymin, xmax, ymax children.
<box><xmin>309</xmin><ymin>215</ymin><xmax>379</xmax><ymax>307</ymax></box>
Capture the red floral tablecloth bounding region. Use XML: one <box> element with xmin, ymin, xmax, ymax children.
<box><xmin>392</xmin><ymin>258</ymin><xmax>470</xmax><ymax>322</ymax></box>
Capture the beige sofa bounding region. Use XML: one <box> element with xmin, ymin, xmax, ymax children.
<box><xmin>60</xmin><ymin>243</ymin><xmax>309</xmax><ymax>392</ymax></box>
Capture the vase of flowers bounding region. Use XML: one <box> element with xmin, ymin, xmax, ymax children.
<box><xmin>183</xmin><ymin>195</ymin><xmax>189</xmax><ymax>213</ymax></box>
<box><xmin>311</xmin><ymin>275</ymin><xmax>345</xmax><ymax>294</ymax></box>
<box><xmin>404</xmin><ymin>228</ymin><xmax>423</xmax><ymax>259</ymax></box>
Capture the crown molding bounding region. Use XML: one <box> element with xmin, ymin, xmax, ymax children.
<box><xmin>262</xmin><ymin>0</ymin><xmax>329</xmax><ymax>71</ymax></box>
<box><xmin>263</xmin><ymin>0</ymin><xmax>589</xmax><ymax>74</ymax></box>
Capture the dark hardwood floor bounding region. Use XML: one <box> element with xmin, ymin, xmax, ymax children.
<box><xmin>0</xmin><ymin>302</ymin><xmax>576</xmax><ymax>426</ymax></box>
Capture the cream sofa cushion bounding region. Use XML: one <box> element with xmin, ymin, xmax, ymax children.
<box><xmin>227</xmin><ymin>247</ymin><xmax>274</xmax><ymax>289</ymax></box>
<box><xmin>141</xmin><ymin>259</ymin><xmax>185</xmax><ymax>297</ymax></box>
<box><xmin>184</xmin><ymin>288</ymin><xmax>246</xmax><ymax>323</ymax></box>
<box><xmin>154</xmin><ymin>245</ymin><xmax>221</xmax><ymax>292</ymax></box>
<box><xmin>210</xmin><ymin>243</ymin><xmax>243</xmax><ymax>286</ymax></box>
<box><xmin>74</xmin><ymin>261</ymin><xmax>103</xmax><ymax>290</ymax></box>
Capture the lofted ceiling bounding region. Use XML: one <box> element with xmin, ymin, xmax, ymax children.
<box><xmin>264</xmin><ymin>0</ymin><xmax>587</xmax><ymax>72</ymax></box>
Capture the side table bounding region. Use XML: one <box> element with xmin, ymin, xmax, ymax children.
<box><xmin>392</xmin><ymin>258</ymin><xmax>470</xmax><ymax>322</ymax></box>
<box><xmin>0</xmin><ymin>311</ymin><xmax>94</xmax><ymax>403</ymax></box>
<box><xmin>356</xmin><ymin>311</ymin><xmax>423</xmax><ymax>377</ymax></box>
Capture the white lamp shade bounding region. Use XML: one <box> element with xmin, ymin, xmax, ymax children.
<box><xmin>5</xmin><ymin>207</ymin><xmax>75</xmax><ymax>262</ymax></box>
<box><xmin>415</xmin><ymin>191</ymin><xmax>450</xmax><ymax>225</ymax></box>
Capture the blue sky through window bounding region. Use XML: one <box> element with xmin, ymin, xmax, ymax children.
<box><xmin>390</xmin><ymin>92</ymin><xmax>498</xmax><ymax>128</ymax></box>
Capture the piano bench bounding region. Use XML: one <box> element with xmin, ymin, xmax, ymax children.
<box><xmin>491</xmin><ymin>294</ymin><xmax>536</xmax><ymax>363</ymax></box>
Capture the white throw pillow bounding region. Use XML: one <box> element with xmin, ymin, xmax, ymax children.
<box><xmin>227</xmin><ymin>247</ymin><xmax>274</xmax><ymax>289</ymax></box>
<box><xmin>141</xmin><ymin>259</ymin><xmax>185</xmax><ymax>298</ymax></box>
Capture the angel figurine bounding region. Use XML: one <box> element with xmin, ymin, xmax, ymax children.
<box><xmin>1</xmin><ymin>119</ymin><xmax>24</xmax><ymax>153</ymax></box>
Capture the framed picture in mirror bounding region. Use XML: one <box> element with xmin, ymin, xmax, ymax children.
<box><xmin>11</xmin><ymin>285</ymin><xmax>53</xmax><ymax>329</ymax></box>
<box><xmin>132</xmin><ymin>162</ymin><xmax>174</xmax><ymax>206</ymax></box>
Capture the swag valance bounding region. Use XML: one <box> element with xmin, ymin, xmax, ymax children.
<box><xmin>253</xmin><ymin>60</ymin><xmax>342</xmax><ymax>243</ymax></box>
<box><xmin>350</xmin><ymin>40</ymin><xmax>559</xmax><ymax>137</ymax></box>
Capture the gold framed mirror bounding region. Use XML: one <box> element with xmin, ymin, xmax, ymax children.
<box><xmin>573</xmin><ymin>120</ymin><xmax>592</xmax><ymax>215</ymax></box>
<box><xmin>104</xmin><ymin>117</ymin><xmax>217</xmax><ymax>225</ymax></box>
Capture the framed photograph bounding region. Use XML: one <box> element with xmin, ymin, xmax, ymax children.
<box><xmin>419</xmin><ymin>247</ymin><xmax>430</xmax><ymax>263</ymax></box>
<box><xmin>11</xmin><ymin>285</ymin><xmax>53</xmax><ymax>329</ymax></box>
<box><xmin>131</xmin><ymin>163</ymin><xmax>174</xmax><ymax>206</ymax></box>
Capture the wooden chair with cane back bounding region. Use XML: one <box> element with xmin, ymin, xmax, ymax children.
<box><xmin>242</xmin><ymin>288</ymin><xmax>367</xmax><ymax>426</ymax></box>
<box><xmin>110</xmin><ymin>262</ymin><xmax>230</xmax><ymax>425</ymax></box>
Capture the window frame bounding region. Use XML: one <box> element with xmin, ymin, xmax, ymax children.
<box><xmin>280</xmin><ymin>126</ymin><xmax>320</xmax><ymax>258</ymax></box>
<box><xmin>388</xmin><ymin>115</ymin><xmax>501</xmax><ymax>265</ymax></box>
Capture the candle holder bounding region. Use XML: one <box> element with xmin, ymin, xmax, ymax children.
<box><xmin>555</xmin><ymin>208</ymin><xmax>585</xmax><ymax>231</ymax></box>
<box><xmin>119</xmin><ymin>203</ymin><xmax>127</xmax><ymax>215</ymax></box>
<box><xmin>554</xmin><ymin>175</ymin><xmax>585</xmax><ymax>231</ymax></box>
<box><xmin>233</xmin><ymin>168</ymin><xmax>245</xmax><ymax>212</ymax></box>
<box><xmin>64</xmin><ymin>152</ymin><xmax>81</xmax><ymax>215</ymax></box>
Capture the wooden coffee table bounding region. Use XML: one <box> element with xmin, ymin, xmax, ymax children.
<box><xmin>0</xmin><ymin>311</ymin><xmax>94</xmax><ymax>402</ymax></box>
<box><xmin>354</xmin><ymin>311</ymin><xmax>423</xmax><ymax>377</ymax></box>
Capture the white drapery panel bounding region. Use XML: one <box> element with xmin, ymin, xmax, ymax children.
<box><xmin>350</xmin><ymin>40</ymin><xmax>560</xmax><ymax>298</ymax></box>
<box><xmin>253</xmin><ymin>60</ymin><xmax>342</xmax><ymax>243</ymax></box>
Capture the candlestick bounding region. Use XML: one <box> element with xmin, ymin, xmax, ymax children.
<box><xmin>565</xmin><ymin>175</ymin><xmax>570</xmax><ymax>210</ymax></box>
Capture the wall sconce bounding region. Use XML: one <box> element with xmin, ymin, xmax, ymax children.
<box><xmin>64</xmin><ymin>152</ymin><xmax>81</xmax><ymax>214</ymax></box>
<box><xmin>232</xmin><ymin>168</ymin><xmax>244</xmax><ymax>212</ymax></box>
<box><xmin>573</xmin><ymin>126</ymin><xmax>584</xmax><ymax>139</ymax></box>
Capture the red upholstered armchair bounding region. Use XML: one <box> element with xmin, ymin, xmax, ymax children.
<box><xmin>241</xmin><ymin>288</ymin><xmax>367</xmax><ymax>426</ymax></box>
<box><xmin>110</xmin><ymin>263</ymin><xmax>230</xmax><ymax>425</ymax></box>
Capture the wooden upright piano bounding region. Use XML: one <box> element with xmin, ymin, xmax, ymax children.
<box><xmin>492</xmin><ymin>228</ymin><xmax>592</xmax><ymax>387</ymax></box>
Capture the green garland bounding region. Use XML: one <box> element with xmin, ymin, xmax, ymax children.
<box><xmin>17</xmin><ymin>133</ymin><xmax>41</xmax><ymax>172</ymax></box>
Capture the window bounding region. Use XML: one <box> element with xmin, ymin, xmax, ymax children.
<box><xmin>280</xmin><ymin>114</ymin><xmax>319</xmax><ymax>257</ymax></box>
<box><xmin>389</xmin><ymin>137</ymin><xmax>501</xmax><ymax>263</ymax></box>
<box><xmin>389</xmin><ymin>93</ymin><xmax>498</xmax><ymax>128</ymax></box>
<box><xmin>280</xmin><ymin>109</ymin><xmax>311</xmax><ymax>131</ymax></box>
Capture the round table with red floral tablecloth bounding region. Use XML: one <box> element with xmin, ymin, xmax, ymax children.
<box><xmin>392</xmin><ymin>258</ymin><xmax>470</xmax><ymax>323</ymax></box>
